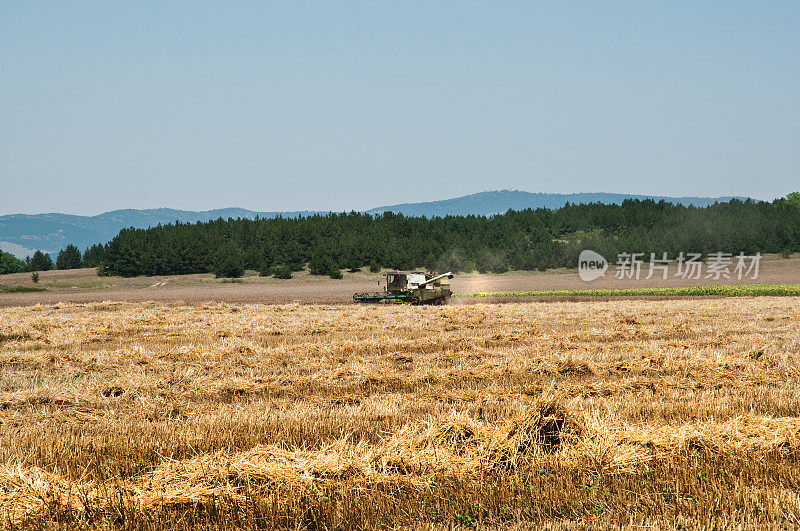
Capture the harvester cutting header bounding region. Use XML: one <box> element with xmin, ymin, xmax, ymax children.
<box><xmin>354</xmin><ymin>271</ymin><xmax>454</xmax><ymax>305</ymax></box>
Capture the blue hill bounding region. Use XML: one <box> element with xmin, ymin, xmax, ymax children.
<box><xmin>366</xmin><ymin>190</ymin><xmax>746</xmax><ymax>217</ymax></box>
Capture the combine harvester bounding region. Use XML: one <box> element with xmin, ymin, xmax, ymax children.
<box><xmin>354</xmin><ymin>271</ymin><xmax>454</xmax><ymax>305</ymax></box>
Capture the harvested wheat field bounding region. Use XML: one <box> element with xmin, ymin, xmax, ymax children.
<box><xmin>1</xmin><ymin>298</ymin><xmax>800</xmax><ymax>529</ymax></box>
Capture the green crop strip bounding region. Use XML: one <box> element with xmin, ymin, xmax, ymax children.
<box><xmin>455</xmin><ymin>284</ymin><xmax>800</xmax><ymax>298</ymax></box>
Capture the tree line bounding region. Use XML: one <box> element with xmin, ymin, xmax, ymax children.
<box><xmin>94</xmin><ymin>197</ymin><xmax>799</xmax><ymax>278</ymax></box>
<box><xmin>0</xmin><ymin>244</ymin><xmax>107</xmax><ymax>274</ymax></box>
<box><xmin>2</xmin><ymin>196</ymin><xmax>798</xmax><ymax>279</ymax></box>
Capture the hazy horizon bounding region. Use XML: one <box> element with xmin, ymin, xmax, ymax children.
<box><xmin>2</xmin><ymin>2</ymin><xmax>798</xmax><ymax>216</ymax></box>
<box><xmin>0</xmin><ymin>188</ymin><xmax>775</xmax><ymax>218</ymax></box>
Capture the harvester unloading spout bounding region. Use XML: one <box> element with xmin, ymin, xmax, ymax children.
<box><xmin>417</xmin><ymin>271</ymin><xmax>454</xmax><ymax>287</ymax></box>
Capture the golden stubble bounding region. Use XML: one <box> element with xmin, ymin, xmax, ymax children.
<box><xmin>1</xmin><ymin>298</ymin><xmax>799</xmax><ymax>528</ymax></box>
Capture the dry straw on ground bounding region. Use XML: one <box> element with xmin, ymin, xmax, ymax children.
<box><xmin>1</xmin><ymin>298</ymin><xmax>799</xmax><ymax>528</ymax></box>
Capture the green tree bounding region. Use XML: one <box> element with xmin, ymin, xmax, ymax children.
<box><xmin>56</xmin><ymin>244</ymin><xmax>83</xmax><ymax>270</ymax></box>
<box><xmin>309</xmin><ymin>253</ymin><xmax>336</xmax><ymax>276</ymax></box>
<box><xmin>786</xmin><ymin>192</ymin><xmax>800</xmax><ymax>208</ymax></box>
<box><xmin>82</xmin><ymin>244</ymin><xmax>106</xmax><ymax>268</ymax></box>
<box><xmin>28</xmin><ymin>250</ymin><xmax>54</xmax><ymax>272</ymax></box>
<box><xmin>213</xmin><ymin>247</ymin><xmax>244</xmax><ymax>278</ymax></box>
<box><xmin>258</xmin><ymin>262</ymin><xmax>272</xmax><ymax>277</ymax></box>
<box><xmin>271</xmin><ymin>265</ymin><xmax>292</xmax><ymax>279</ymax></box>
<box><xmin>0</xmin><ymin>251</ymin><xmax>25</xmax><ymax>274</ymax></box>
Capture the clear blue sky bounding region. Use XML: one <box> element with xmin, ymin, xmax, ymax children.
<box><xmin>1</xmin><ymin>1</ymin><xmax>798</xmax><ymax>215</ymax></box>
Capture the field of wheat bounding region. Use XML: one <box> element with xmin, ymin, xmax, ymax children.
<box><xmin>1</xmin><ymin>298</ymin><xmax>799</xmax><ymax>529</ymax></box>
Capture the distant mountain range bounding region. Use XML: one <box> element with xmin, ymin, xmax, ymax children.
<box><xmin>0</xmin><ymin>208</ymin><xmax>317</xmax><ymax>258</ymax></box>
<box><xmin>0</xmin><ymin>191</ymin><xmax>748</xmax><ymax>258</ymax></box>
<box><xmin>365</xmin><ymin>191</ymin><xmax>745</xmax><ymax>217</ymax></box>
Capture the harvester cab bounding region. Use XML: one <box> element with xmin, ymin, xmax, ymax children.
<box><xmin>354</xmin><ymin>271</ymin><xmax>454</xmax><ymax>305</ymax></box>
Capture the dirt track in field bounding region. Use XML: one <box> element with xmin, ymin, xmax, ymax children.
<box><xmin>1</xmin><ymin>256</ymin><xmax>799</xmax><ymax>308</ymax></box>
